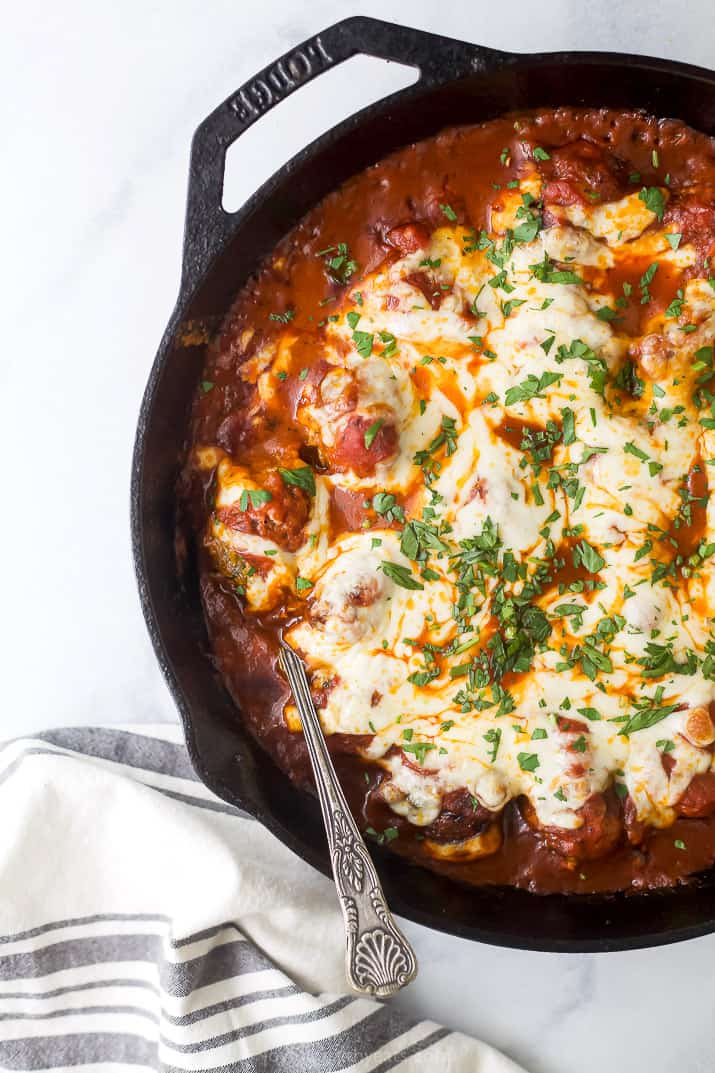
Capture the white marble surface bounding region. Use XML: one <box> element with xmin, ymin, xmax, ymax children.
<box><xmin>2</xmin><ymin>2</ymin><xmax>714</xmax><ymax>1070</ymax></box>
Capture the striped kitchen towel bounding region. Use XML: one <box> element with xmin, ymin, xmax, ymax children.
<box><xmin>0</xmin><ymin>725</ymin><xmax>527</xmax><ymax>1072</ymax></box>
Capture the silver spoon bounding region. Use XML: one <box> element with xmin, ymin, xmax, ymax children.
<box><xmin>279</xmin><ymin>641</ymin><xmax>418</xmax><ymax>997</ymax></box>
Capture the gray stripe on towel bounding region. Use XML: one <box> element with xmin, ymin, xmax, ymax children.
<box><xmin>0</xmin><ymin>936</ymin><xmax>271</xmax><ymax>994</ymax></box>
<box><xmin>32</xmin><ymin>728</ymin><xmax>197</xmax><ymax>781</ymax></box>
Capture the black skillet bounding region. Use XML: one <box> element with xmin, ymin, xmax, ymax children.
<box><xmin>131</xmin><ymin>16</ymin><xmax>715</xmax><ymax>951</ymax></box>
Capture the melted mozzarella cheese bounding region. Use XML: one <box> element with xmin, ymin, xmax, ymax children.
<box><xmin>555</xmin><ymin>189</ymin><xmax>664</xmax><ymax>245</ymax></box>
<box><xmin>205</xmin><ymin>179</ymin><xmax>715</xmax><ymax>838</ymax></box>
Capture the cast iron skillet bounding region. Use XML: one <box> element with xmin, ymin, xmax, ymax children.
<box><xmin>131</xmin><ymin>16</ymin><xmax>715</xmax><ymax>951</ymax></box>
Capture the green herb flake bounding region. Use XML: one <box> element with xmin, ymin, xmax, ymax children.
<box><xmin>561</xmin><ymin>407</ymin><xmax>576</xmax><ymax>445</ymax></box>
<box><xmin>352</xmin><ymin>330</ymin><xmax>374</xmax><ymax>358</ymax></box>
<box><xmin>638</xmin><ymin>186</ymin><xmax>666</xmax><ymax>222</ymax></box>
<box><xmin>268</xmin><ymin>308</ymin><xmax>296</xmax><ymax>324</ymax></box>
<box><xmin>238</xmin><ymin>488</ymin><xmax>273</xmax><ymax>511</ymax></box>
<box><xmin>364</xmin><ymin>418</ymin><xmax>384</xmax><ymax>449</ymax></box>
<box><xmin>379</xmin><ymin>561</ymin><xmax>424</xmax><ymax>590</ymax></box>
<box><xmin>278</xmin><ymin>466</ymin><xmax>316</xmax><ymax>496</ymax></box>
<box><xmin>505</xmin><ymin>370</ymin><xmax>562</xmax><ymax>407</ymax></box>
<box><xmin>402</xmin><ymin>741</ymin><xmax>437</xmax><ymax>765</ymax></box>
<box><xmin>484</xmin><ymin>727</ymin><xmax>502</xmax><ymax>763</ymax></box>
<box><xmin>574</xmin><ymin>540</ymin><xmax>605</xmax><ymax>573</ymax></box>
<box><xmin>321</xmin><ymin>242</ymin><xmax>358</xmax><ymax>285</ymax></box>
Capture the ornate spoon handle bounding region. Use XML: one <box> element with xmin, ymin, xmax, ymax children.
<box><xmin>279</xmin><ymin>642</ymin><xmax>418</xmax><ymax>997</ymax></box>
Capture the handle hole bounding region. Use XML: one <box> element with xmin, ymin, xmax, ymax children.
<box><xmin>222</xmin><ymin>55</ymin><xmax>419</xmax><ymax>213</ymax></box>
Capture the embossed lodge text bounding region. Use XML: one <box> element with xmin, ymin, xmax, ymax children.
<box><xmin>229</xmin><ymin>38</ymin><xmax>333</xmax><ymax>124</ymax></box>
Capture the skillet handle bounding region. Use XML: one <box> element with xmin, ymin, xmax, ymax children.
<box><xmin>182</xmin><ymin>16</ymin><xmax>507</xmax><ymax>289</ymax></box>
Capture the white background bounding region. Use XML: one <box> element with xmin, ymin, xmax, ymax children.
<box><xmin>2</xmin><ymin>3</ymin><xmax>714</xmax><ymax>1070</ymax></box>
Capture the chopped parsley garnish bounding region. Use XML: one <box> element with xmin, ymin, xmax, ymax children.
<box><xmin>278</xmin><ymin>466</ymin><xmax>315</xmax><ymax>496</ymax></box>
<box><xmin>618</xmin><ymin>696</ymin><xmax>680</xmax><ymax>736</ymax></box>
<box><xmin>238</xmin><ymin>488</ymin><xmax>272</xmax><ymax>510</ymax></box>
<box><xmin>505</xmin><ymin>370</ymin><xmax>561</xmax><ymax>407</ymax></box>
<box><xmin>517</xmin><ymin>751</ymin><xmax>540</xmax><ymax>772</ymax></box>
<box><xmin>666</xmin><ymin>289</ymin><xmax>684</xmax><ymax>318</ymax></box>
<box><xmin>577</xmin><ymin>707</ymin><xmax>602</xmax><ymax>722</ymax></box>
<box><xmin>555</xmin><ymin>338</ymin><xmax>607</xmax><ymax>396</ymax></box>
<box><xmin>379</xmin><ymin>561</ymin><xmax>424</xmax><ymax>590</ymax></box>
<box><xmin>502</xmin><ymin>298</ymin><xmax>527</xmax><ymax>317</ymax></box>
<box><xmin>638</xmin><ymin>642</ymin><xmax>697</xmax><ymax>679</ymax></box>
<box><xmin>530</xmin><ymin>254</ymin><xmax>582</xmax><ymax>285</ymax></box>
<box><xmin>295</xmin><ymin>576</ymin><xmax>312</xmax><ymax>592</ymax></box>
<box><xmin>484</xmin><ymin>727</ymin><xmax>502</xmax><ymax>762</ymax></box>
<box><xmin>573</xmin><ymin>540</ymin><xmax>605</xmax><ymax>573</ymax></box>
<box><xmin>561</xmin><ymin>407</ymin><xmax>576</xmax><ymax>445</ymax></box>
<box><xmin>268</xmin><ymin>309</ymin><xmax>296</xmax><ymax>324</ymax></box>
<box><xmin>364</xmin><ymin>419</ymin><xmax>384</xmax><ymax>449</ymax></box>
<box><xmin>402</xmin><ymin>741</ymin><xmax>437</xmax><ymax>764</ymax></box>
<box><xmin>413</xmin><ymin>416</ymin><xmax>459</xmax><ymax>481</ymax></box>
<box><xmin>440</xmin><ymin>203</ymin><xmax>458</xmax><ymax>221</ymax></box>
<box><xmin>372</xmin><ymin>492</ymin><xmax>405</xmax><ymax>524</ymax></box>
<box><xmin>408</xmin><ymin>668</ymin><xmax>440</xmax><ymax>687</ymax></box>
<box><xmin>613</xmin><ymin>360</ymin><xmax>644</xmax><ymax>400</ymax></box>
<box><xmin>640</xmin><ymin>262</ymin><xmax>658</xmax><ymax>304</ymax></box>
<box><xmin>400</xmin><ymin>519</ymin><xmax>450</xmax><ymax>561</ymax></box>
<box><xmin>638</xmin><ymin>186</ymin><xmax>666</xmax><ymax>221</ymax></box>
<box><xmin>379</xmin><ymin>330</ymin><xmax>398</xmax><ymax>356</ymax></box>
<box><xmin>352</xmin><ymin>330</ymin><xmax>374</xmax><ymax>357</ymax></box>
<box><xmin>320</xmin><ymin>242</ymin><xmax>358</xmax><ymax>285</ymax></box>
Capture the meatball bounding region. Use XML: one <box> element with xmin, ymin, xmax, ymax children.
<box><xmin>404</xmin><ymin>270</ymin><xmax>444</xmax><ymax>310</ymax></box>
<box><xmin>385</xmin><ymin>222</ymin><xmax>430</xmax><ymax>255</ymax></box>
<box><xmin>524</xmin><ymin>792</ymin><xmax>623</xmax><ymax>862</ymax></box>
<box><xmin>218</xmin><ymin>470</ymin><xmax>310</xmax><ymax>552</ymax></box>
<box><xmin>676</xmin><ymin>771</ymin><xmax>715</xmax><ymax>818</ymax></box>
<box><xmin>422</xmin><ymin>788</ymin><xmax>492</xmax><ymax>843</ymax></box>
<box><xmin>309</xmin><ymin>547</ymin><xmax>387</xmax><ymax>644</ymax></box>
<box><xmin>540</xmin><ymin>139</ymin><xmax>627</xmax><ymax>206</ymax></box>
<box><xmin>296</xmin><ymin>361</ymin><xmax>403</xmax><ymax>478</ymax></box>
<box><xmin>664</xmin><ymin>194</ymin><xmax>715</xmax><ymax>262</ymax></box>
<box><xmin>329</xmin><ymin>414</ymin><xmax>399</xmax><ymax>477</ymax></box>
<box><xmin>629</xmin><ymin>335</ymin><xmax>673</xmax><ymax>380</ymax></box>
